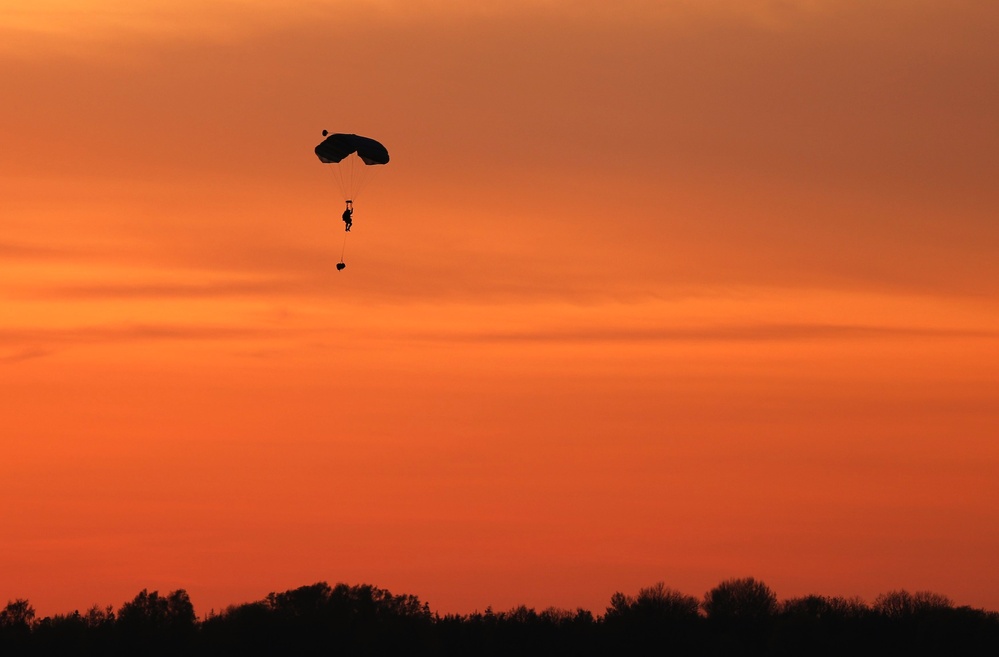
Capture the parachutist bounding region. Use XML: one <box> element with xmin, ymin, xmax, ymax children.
<box><xmin>315</xmin><ymin>133</ymin><xmax>388</xmax><ymax>265</ymax></box>
<box><xmin>342</xmin><ymin>204</ymin><xmax>353</xmax><ymax>232</ymax></box>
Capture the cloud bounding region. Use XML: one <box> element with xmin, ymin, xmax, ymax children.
<box><xmin>23</xmin><ymin>278</ymin><xmax>306</xmax><ymax>301</ymax></box>
<box><xmin>0</xmin><ymin>324</ymin><xmax>279</xmax><ymax>362</ymax></box>
<box><xmin>0</xmin><ymin>346</ymin><xmax>55</xmax><ymax>363</ymax></box>
<box><xmin>403</xmin><ymin>324</ymin><xmax>999</xmax><ymax>344</ymax></box>
<box><xmin>0</xmin><ymin>241</ymin><xmax>80</xmax><ymax>260</ymax></box>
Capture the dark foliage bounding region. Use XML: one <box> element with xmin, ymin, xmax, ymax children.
<box><xmin>701</xmin><ymin>577</ymin><xmax>779</xmax><ymax>656</ymax></box>
<box><xmin>3</xmin><ymin>579</ymin><xmax>999</xmax><ymax>656</ymax></box>
<box><xmin>604</xmin><ymin>582</ymin><xmax>701</xmax><ymax>655</ymax></box>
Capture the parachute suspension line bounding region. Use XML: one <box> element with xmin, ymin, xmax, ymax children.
<box><xmin>336</xmin><ymin>221</ymin><xmax>349</xmax><ymax>271</ymax></box>
<box><xmin>320</xmin><ymin>155</ymin><xmax>379</xmax><ymax>205</ymax></box>
<box><xmin>349</xmin><ymin>151</ymin><xmax>358</xmax><ymax>200</ymax></box>
<box><xmin>352</xmin><ymin>154</ymin><xmax>368</xmax><ymax>200</ymax></box>
<box><xmin>340</xmin><ymin>158</ymin><xmax>350</xmax><ymax>200</ymax></box>
<box><xmin>340</xmin><ymin>155</ymin><xmax>349</xmax><ymax>200</ymax></box>
<box><xmin>324</xmin><ymin>163</ymin><xmax>345</xmax><ymax>202</ymax></box>
<box><xmin>349</xmin><ymin>164</ymin><xmax>378</xmax><ymax>204</ymax></box>
<box><xmin>330</xmin><ymin>162</ymin><xmax>341</xmax><ymax>199</ymax></box>
<box><xmin>340</xmin><ymin>151</ymin><xmax>353</xmax><ymax>202</ymax></box>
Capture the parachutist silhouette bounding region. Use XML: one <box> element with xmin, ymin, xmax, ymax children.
<box><xmin>315</xmin><ymin>133</ymin><xmax>388</xmax><ymax>268</ymax></box>
<box><xmin>342</xmin><ymin>204</ymin><xmax>353</xmax><ymax>232</ymax></box>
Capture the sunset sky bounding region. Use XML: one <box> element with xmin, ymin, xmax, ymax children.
<box><xmin>2</xmin><ymin>0</ymin><xmax>998</xmax><ymax>617</ymax></box>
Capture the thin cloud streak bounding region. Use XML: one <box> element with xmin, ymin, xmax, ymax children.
<box><xmin>20</xmin><ymin>278</ymin><xmax>308</xmax><ymax>300</ymax></box>
<box><xmin>0</xmin><ymin>241</ymin><xmax>77</xmax><ymax>260</ymax></box>
<box><xmin>0</xmin><ymin>346</ymin><xmax>55</xmax><ymax>363</ymax></box>
<box><xmin>0</xmin><ymin>324</ymin><xmax>276</xmax><ymax>349</ymax></box>
<box><xmin>404</xmin><ymin>324</ymin><xmax>999</xmax><ymax>344</ymax></box>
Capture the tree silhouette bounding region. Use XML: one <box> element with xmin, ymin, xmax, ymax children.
<box><xmin>775</xmin><ymin>595</ymin><xmax>870</xmax><ymax>656</ymax></box>
<box><xmin>115</xmin><ymin>588</ymin><xmax>196</xmax><ymax>656</ymax></box>
<box><xmin>117</xmin><ymin>588</ymin><xmax>194</xmax><ymax>631</ymax></box>
<box><xmin>873</xmin><ymin>589</ymin><xmax>952</xmax><ymax>618</ymax></box>
<box><xmin>866</xmin><ymin>589</ymin><xmax>997</xmax><ymax>656</ymax></box>
<box><xmin>606</xmin><ymin>582</ymin><xmax>700</xmax><ymax>622</ymax></box>
<box><xmin>702</xmin><ymin>578</ymin><xmax>778</xmax><ymax>656</ymax></box>
<box><xmin>702</xmin><ymin>577</ymin><xmax>778</xmax><ymax>623</ymax></box>
<box><xmin>3</xmin><ymin>578</ymin><xmax>999</xmax><ymax>656</ymax></box>
<box><xmin>83</xmin><ymin>604</ymin><xmax>116</xmax><ymax>629</ymax></box>
<box><xmin>781</xmin><ymin>595</ymin><xmax>867</xmax><ymax>621</ymax></box>
<box><xmin>604</xmin><ymin>582</ymin><xmax>701</xmax><ymax>655</ymax></box>
<box><xmin>201</xmin><ymin>582</ymin><xmax>434</xmax><ymax>656</ymax></box>
<box><xmin>0</xmin><ymin>599</ymin><xmax>35</xmax><ymax>630</ymax></box>
<box><xmin>0</xmin><ymin>599</ymin><xmax>36</xmax><ymax>653</ymax></box>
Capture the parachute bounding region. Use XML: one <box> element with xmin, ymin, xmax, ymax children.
<box><xmin>315</xmin><ymin>131</ymin><xmax>390</xmax><ymax>271</ymax></box>
<box><xmin>315</xmin><ymin>131</ymin><xmax>389</xmax><ymax>204</ymax></box>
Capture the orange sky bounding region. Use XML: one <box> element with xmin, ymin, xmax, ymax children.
<box><xmin>2</xmin><ymin>0</ymin><xmax>999</xmax><ymax>617</ymax></box>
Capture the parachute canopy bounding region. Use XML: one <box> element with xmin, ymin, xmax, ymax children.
<box><xmin>315</xmin><ymin>132</ymin><xmax>390</xmax><ymax>166</ymax></box>
<box><xmin>315</xmin><ymin>131</ymin><xmax>389</xmax><ymax>203</ymax></box>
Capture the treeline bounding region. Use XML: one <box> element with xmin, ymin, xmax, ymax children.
<box><xmin>3</xmin><ymin>578</ymin><xmax>998</xmax><ymax>656</ymax></box>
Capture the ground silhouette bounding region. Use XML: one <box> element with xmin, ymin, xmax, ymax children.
<box><xmin>3</xmin><ymin>578</ymin><xmax>998</xmax><ymax>656</ymax></box>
